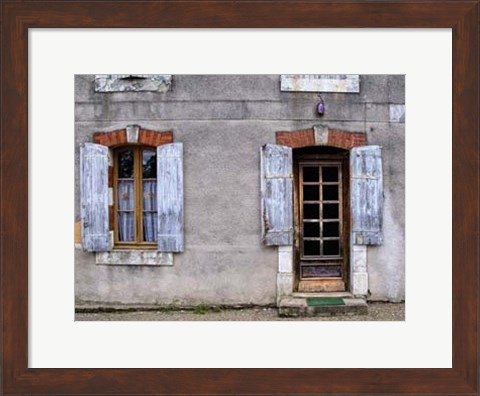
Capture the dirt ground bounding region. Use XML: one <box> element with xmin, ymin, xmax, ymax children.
<box><xmin>75</xmin><ymin>302</ymin><xmax>404</xmax><ymax>321</ymax></box>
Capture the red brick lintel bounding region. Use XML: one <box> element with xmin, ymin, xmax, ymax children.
<box><xmin>276</xmin><ymin>127</ymin><xmax>366</xmax><ymax>150</ymax></box>
<box><xmin>138</xmin><ymin>128</ymin><xmax>173</xmax><ymax>147</ymax></box>
<box><xmin>93</xmin><ymin>126</ymin><xmax>173</xmax><ymax>147</ymax></box>
<box><xmin>93</xmin><ymin>128</ymin><xmax>127</xmax><ymax>147</ymax></box>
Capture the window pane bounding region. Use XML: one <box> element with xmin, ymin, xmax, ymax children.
<box><xmin>303</xmin><ymin>166</ymin><xmax>319</xmax><ymax>182</ymax></box>
<box><xmin>303</xmin><ymin>204</ymin><xmax>319</xmax><ymax>219</ymax></box>
<box><xmin>143</xmin><ymin>150</ymin><xmax>157</xmax><ymax>179</ymax></box>
<box><xmin>323</xmin><ymin>221</ymin><xmax>339</xmax><ymax>237</ymax></box>
<box><xmin>322</xmin><ymin>166</ymin><xmax>338</xmax><ymax>182</ymax></box>
<box><xmin>303</xmin><ymin>240</ymin><xmax>320</xmax><ymax>256</ymax></box>
<box><xmin>118</xmin><ymin>150</ymin><xmax>134</xmax><ymax>178</ymax></box>
<box><xmin>302</xmin><ymin>266</ymin><xmax>341</xmax><ymax>278</ymax></box>
<box><xmin>118</xmin><ymin>212</ymin><xmax>134</xmax><ymax>241</ymax></box>
<box><xmin>143</xmin><ymin>212</ymin><xmax>158</xmax><ymax>242</ymax></box>
<box><xmin>303</xmin><ymin>185</ymin><xmax>319</xmax><ymax>201</ymax></box>
<box><xmin>323</xmin><ymin>203</ymin><xmax>339</xmax><ymax>219</ymax></box>
<box><xmin>117</xmin><ymin>180</ymin><xmax>134</xmax><ymax>210</ymax></box>
<box><xmin>323</xmin><ymin>240</ymin><xmax>340</xmax><ymax>256</ymax></box>
<box><xmin>322</xmin><ymin>184</ymin><xmax>339</xmax><ymax>200</ymax></box>
<box><xmin>303</xmin><ymin>222</ymin><xmax>320</xmax><ymax>237</ymax></box>
<box><xmin>142</xmin><ymin>179</ymin><xmax>158</xmax><ymax>242</ymax></box>
<box><xmin>142</xmin><ymin>180</ymin><xmax>156</xmax><ymax>211</ymax></box>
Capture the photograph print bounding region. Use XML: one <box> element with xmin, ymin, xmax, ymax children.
<box><xmin>74</xmin><ymin>74</ymin><xmax>405</xmax><ymax>321</ymax></box>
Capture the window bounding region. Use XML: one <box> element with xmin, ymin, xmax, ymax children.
<box><xmin>114</xmin><ymin>146</ymin><xmax>157</xmax><ymax>247</ymax></box>
<box><xmin>80</xmin><ymin>141</ymin><xmax>184</xmax><ymax>254</ymax></box>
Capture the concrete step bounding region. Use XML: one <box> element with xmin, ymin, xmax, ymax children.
<box><xmin>292</xmin><ymin>291</ymin><xmax>354</xmax><ymax>298</ymax></box>
<box><xmin>278</xmin><ymin>296</ymin><xmax>368</xmax><ymax>317</ymax></box>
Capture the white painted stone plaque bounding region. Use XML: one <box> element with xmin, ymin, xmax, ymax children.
<box><xmin>281</xmin><ymin>74</ymin><xmax>360</xmax><ymax>93</ymax></box>
<box><xmin>95</xmin><ymin>74</ymin><xmax>172</xmax><ymax>93</ymax></box>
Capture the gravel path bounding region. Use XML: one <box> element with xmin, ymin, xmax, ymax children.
<box><xmin>76</xmin><ymin>302</ymin><xmax>404</xmax><ymax>321</ymax></box>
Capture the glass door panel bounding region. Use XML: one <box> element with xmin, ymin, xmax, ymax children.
<box><xmin>299</xmin><ymin>162</ymin><xmax>344</xmax><ymax>281</ymax></box>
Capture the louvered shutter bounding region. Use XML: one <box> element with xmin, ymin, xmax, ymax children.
<box><xmin>261</xmin><ymin>144</ymin><xmax>293</xmax><ymax>246</ymax></box>
<box><xmin>157</xmin><ymin>143</ymin><xmax>184</xmax><ymax>252</ymax></box>
<box><xmin>80</xmin><ymin>143</ymin><xmax>110</xmax><ymax>252</ymax></box>
<box><xmin>350</xmin><ymin>145</ymin><xmax>384</xmax><ymax>245</ymax></box>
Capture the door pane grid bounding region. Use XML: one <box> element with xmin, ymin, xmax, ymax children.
<box><xmin>299</xmin><ymin>162</ymin><xmax>343</xmax><ymax>278</ymax></box>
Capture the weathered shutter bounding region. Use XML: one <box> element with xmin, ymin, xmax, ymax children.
<box><xmin>157</xmin><ymin>143</ymin><xmax>184</xmax><ymax>252</ymax></box>
<box><xmin>80</xmin><ymin>143</ymin><xmax>110</xmax><ymax>252</ymax></box>
<box><xmin>350</xmin><ymin>145</ymin><xmax>383</xmax><ymax>245</ymax></box>
<box><xmin>261</xmin><ymin>144</ymin><xmax>293</xmax><ymax>246</ymax></box>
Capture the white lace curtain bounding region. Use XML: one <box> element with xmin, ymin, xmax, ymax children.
<box><xmin>118</xmin><ymin>180</ymin><xmax>134</xmax><ymax>241</ymax></box>
<box><xmin>117</xmin><ymin>180</ymin><xmax>157</xmax><ymax>242</ymax></box>
<box><xmin>142</xmin><ymin>180</ymin><xmax>157</xmax><ymax>242</ymax></box>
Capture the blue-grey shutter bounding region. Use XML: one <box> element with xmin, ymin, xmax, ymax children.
<box><xmin>261</xmin><ymin>144</ymin><xmax>293</xmax><ymax>246</ymax></box>
<box><xmin>350</xmin><ymin>145</ymin><xmax>383</xmax><ymax>245</ymax></box>
<box><xmin>80</xmin><ymin>143</ymin><xmax>110</xmax><ymax>252</ymax></box>
<box><xmin>157</xmin><ymin>143</ymin><xmax>184</xmax><ymax>252</ymax></box>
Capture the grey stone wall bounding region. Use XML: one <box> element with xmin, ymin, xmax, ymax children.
<box><xmin>75</xmin><ymin>74</ymin><xmax>405</xmax><ymax>304</ymax></box>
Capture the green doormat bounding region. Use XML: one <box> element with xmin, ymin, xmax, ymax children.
<box><xmin>306</xmin><ymin>297</ymin><xmax>345</xmax><ymax>306</ymax></box>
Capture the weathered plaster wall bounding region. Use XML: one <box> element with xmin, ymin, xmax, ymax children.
<box><xmin>75</xmin><ymin>74</ymin><xmax>405</xmax><ymax>304</ymax></box>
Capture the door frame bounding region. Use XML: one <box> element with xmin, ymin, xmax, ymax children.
<box><xmin>293</xmin><ymin>151</ymin><xmax>350</xmax><ymax>292</ymax></box>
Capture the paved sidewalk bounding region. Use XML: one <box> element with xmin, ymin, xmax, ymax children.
<box><xmin>75</xmin><ymin>302</ymin><xmax>404</xmax><ymax>321</ymax></box>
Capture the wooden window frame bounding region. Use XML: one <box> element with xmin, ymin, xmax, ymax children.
<box><xmin>113</xmin><ymin>145</ymin><xmax>157</xmax><ymax>249</ymax></box>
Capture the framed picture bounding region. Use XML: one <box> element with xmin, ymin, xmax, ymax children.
<box><xmin>1</xmin><ymin>1</ymin><xmax>478</xmax><ymax>395</ymax></box>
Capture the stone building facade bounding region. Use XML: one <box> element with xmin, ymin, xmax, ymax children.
<box><xmin>75</xmin><ymin>74</ymin><xmax>405</xmax><ymax>308</ymax></box>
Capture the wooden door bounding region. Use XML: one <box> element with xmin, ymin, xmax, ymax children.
<box><xmin>295</xmin><ymin>156</ymin><xmax>349</xmax><ymax>292</ymax></box>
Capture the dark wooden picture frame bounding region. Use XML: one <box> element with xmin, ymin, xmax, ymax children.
<box><xmin>1</xmin><ymin>1</ymin><xmax>478</xmax><ymax>394</ymax></box>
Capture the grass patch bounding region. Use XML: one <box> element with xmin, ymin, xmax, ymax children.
<box><xmin>193</xmin><ymin>304</ymin><xmax>222</xmax><ymax>315</ymax></box>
